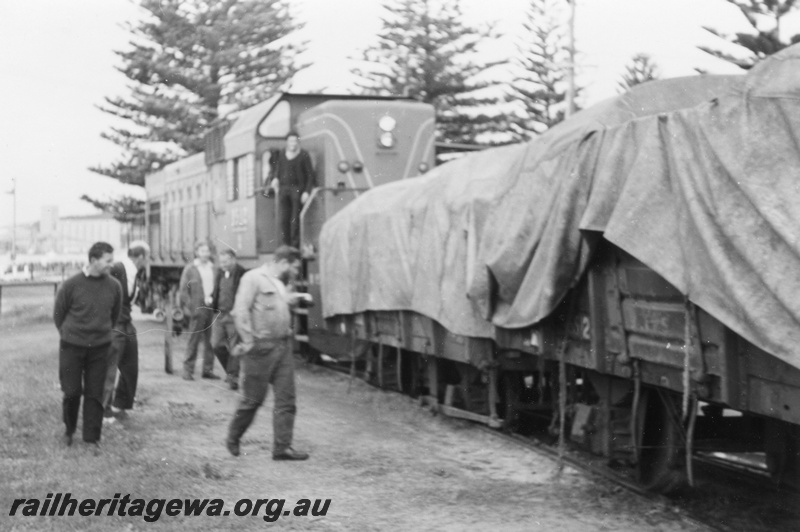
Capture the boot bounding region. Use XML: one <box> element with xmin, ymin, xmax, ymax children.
<box><xmin>226</xmin><ymin>409</ymin><xmax>256</xmax><ymax>456</ymax></box>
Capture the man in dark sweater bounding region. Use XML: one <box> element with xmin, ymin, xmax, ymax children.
<box><xmin>269</xmin><ymin>132</ymin><xmax>316</xmax><ymax>248</ymax></box>
<box><xmin>53</xmin><ymin>242</ymin><xmax>122</xmax><ymax>446</ymax></box>
<box><xmin>210</xmin><ymin>248</ymin><xmax>248</xmax><ymax>390</ymax></box>
<box><xmin>103</xmin><ymin>240</ymin><xmax>150</xmax><ymax>421</ymax></box>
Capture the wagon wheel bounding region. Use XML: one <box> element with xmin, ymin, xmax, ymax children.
<box><xmin>298</xmin><ymin>339</ymin><xmax>321</xmax><ymax>365</ymax></box>
<box><xmin>501</xmin><ymin>372</ymin><xmax>522</xmax><ymax>433</ymax></box>
<box><xmin>765</xmin><ymin>419</ymin><xmax>800</xmax><ymax>490</ymax></box>
<box><xmin>636</xmin><ymin>388</ymin><xmax>687</xmax><ymax>493</ymax></box>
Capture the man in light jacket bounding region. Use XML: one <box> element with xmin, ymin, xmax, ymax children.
<box><xmin>225</xmin><ymin>245</ymin><xmax>311</xmax><ymax>460</ymax></box>
<box><xmin>179</xmin><ymin>240</ymin><xmax>218</xmax><ymax>380</ymax></box>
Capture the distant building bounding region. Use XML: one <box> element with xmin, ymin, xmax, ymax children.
<box><xmin>40</xmin><ymin>205</ymin><xmax>58</xmax><ymax>236</ymax></box>
<box><xmin>58</xmin><ymin>214</ymin><xmax>123</xmax><ymax>254</ymax></box>
<box><xmin>0</xmin><ymin>223</ymin><xmax>38</xmax><ymax>255</ymax></box>
<box><xmin>38</xmin><ymin>205</ymin><xmax>59</xmax><ymax>253</ymax></box>
<box><xmin>0</xmin><ymin>210</ymin><xmax>145</xmax><ymax>256</ymax></box>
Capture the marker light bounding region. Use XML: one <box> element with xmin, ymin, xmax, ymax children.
<box><xmin>379</xmin><ymin>132</ymin><xmax>395</xmax><ymax>149</ymax></box>
<box><xmin>337</xmin><ymin>161</ymin><xmax>350</xmax><ymax>173</ymax></box>
<box><xmin>378</xmin><ymin>116</ymin><xmax>396</xmax><ymax>132</ymax></box>
<box><xmin>352</xmin><ymin>161</ymin><xmax>364</xmax><ymax>173</ymax></box>
<box><xmin>418</xmin><ymin>162</ymin><xmax>429</xmax><ymax>174</ymax></box>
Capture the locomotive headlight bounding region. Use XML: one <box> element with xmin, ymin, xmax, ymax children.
<box><xmin>378</xmin><ymin>115</ymin><xmax>396</xmax><ymax>132</ymax></box>
<box><xmin>378</xmin><ymin>132</ymin><xmax>395</xmax><ymax>149</ymax></box>
<box><xmin>337</xmin><ymin>161</ymin><xmax>350</xmax><ymax>173</ymax></box>
<box><xmin>418</xmin><ymin>162</ymin><xmax>429</xmax><ymax>174</ymax></box>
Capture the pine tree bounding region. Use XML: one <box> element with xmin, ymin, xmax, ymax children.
<box><xmin>507</xmin><ymin>0</ymin><xmax>578</xmax><ymax>140</ymax></box>
<box><xmin>354</xmin><ymin>0</ymin><xmax>506</xmax><ymax>145</ymax></box>
<box><xmin>79</xmin><ymin>196</ymin><xmax>146</xmax><ymax>225</ymax></box>
<box><xmin>617</xmin><ymin>53</ymin><xmax>660</xmax><ymax>93</ymax></box>
<box><xmin>699</xmin><ymin>0</ymin><xmax>800</xmax><ymax>70</ymax></box>
<box><xmin>90</xmin><ymin>0</ymin><xmax>302</xmax><ymax>218</ymax></box>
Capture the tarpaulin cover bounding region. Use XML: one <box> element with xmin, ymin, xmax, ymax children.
<box><xmin>320</xmin><ymin>44</ymin><xmax>800</xmax><ymax>370</ymax></box>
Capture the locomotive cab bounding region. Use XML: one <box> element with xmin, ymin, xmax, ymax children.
<box><xmin>145</xmin><ymin>93</ymin><xmax>434</xmax><ymax>280</ymax></box>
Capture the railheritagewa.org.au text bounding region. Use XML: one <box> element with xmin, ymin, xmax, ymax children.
<box><xmin>8</xmin><ymin>493</ymin><xmax>331</xmax><ymax>523</ymax></box>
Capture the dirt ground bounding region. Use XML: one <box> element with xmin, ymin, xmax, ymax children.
<box><xmin>1</xmin><ymin>312</ymin><xmax>712</xmax><ymax>531</ymax></box>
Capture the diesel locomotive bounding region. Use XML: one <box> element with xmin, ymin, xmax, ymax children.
<box><xmin>144</xmin><ymin>93</ymin><xmax>436</xmax><ymax>367</ymax></box>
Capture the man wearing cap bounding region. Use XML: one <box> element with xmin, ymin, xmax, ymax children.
<box><xmin>103</xmin><ymin>240</ymin><xmax>150</xmax><ymax>421</ymax></box>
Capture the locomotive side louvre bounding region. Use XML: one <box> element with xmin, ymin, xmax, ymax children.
<box><xmin>146</xmin><ymin>153</ymin><xmax>210</xmax><ymax>280</ymax></box>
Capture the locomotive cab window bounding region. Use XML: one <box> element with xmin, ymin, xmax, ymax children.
<box><xmin>148</xmin><ymin>201</ymin><xmax>160</xmax><ymax>224</ymax></box>
<box><xmin>227</xmin><ymin>158</ymin><xmax>240</xmax><ymax>201</ymax></box>
<box><xmin>226</xmin><ymin>155</ymin><xmax>255</xmax><ymax>200</ymax></box>
<box><xmin>257</xmin><ymin>101</ymin><xmax>291</xmax><ymax>138</ymax></box>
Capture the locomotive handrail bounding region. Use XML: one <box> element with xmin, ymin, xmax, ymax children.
<box><xmin>299</xmin><ymin>186</ymin><xmax>370</xmax><ymax>252</ymax></box>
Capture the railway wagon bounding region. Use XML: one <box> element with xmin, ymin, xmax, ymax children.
<box><xmin>318</xmin><ymin>45</ymin><xmax>800</xmax><ymax>492</ymax></box>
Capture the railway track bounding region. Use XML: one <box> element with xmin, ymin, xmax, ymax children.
<box><xmin>313</xmin><ymin>356</ymin><xmax>800</xmax><ymax>532</ymax></box>
<box><xmin>474</xmin><ymin>425</ymin><xmax>726</xmax><ymax>532</ymax></box>
<box><xmin>483</xmin><ymin>418</ymin><xmax>800</xmax><ymax>532</ymax></box>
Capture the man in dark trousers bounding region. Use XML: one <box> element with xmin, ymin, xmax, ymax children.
<box><xmin>211</xmin><ymin>247</ymin><xmax>248</xmax><ymax>390</ymax></box>
<box><xmin>54</xmin><ymin>242</ymin><xmax>122</xmax><ymax>447</ymax></box>
<box><xmin>103</xmin><ymin>240</ymin><xmax>150</xmax><ymax>421</ymax></box>
<box><xmin>269</xmin><ymin>132</ymin><xmax>316</xmax><ymax>248</ymax></box>
<box><xmin>179</xmin><ymin>240</ymin><xmax>218</xmax><ymax>380</ymax></box>
<box><xmin>225</xmin><ymin>245</ymin><xmax>311</xmax><ymax>460</ymax></box>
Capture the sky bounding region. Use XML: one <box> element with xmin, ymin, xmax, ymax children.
<box><xmin>0</xmin><ymin>0</ymin><xmax>780</xmax><ymax>231</ymax></box>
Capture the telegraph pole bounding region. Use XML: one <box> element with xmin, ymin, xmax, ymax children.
<box><xmin>6</xmin><ymin>177</ymin><xmax>16</xmax><ymax>261</ymax></box>
<box><xmin>566</xmin><ymin>0</ymin><xmax>576</xmax><ymax>118</ymax></box>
